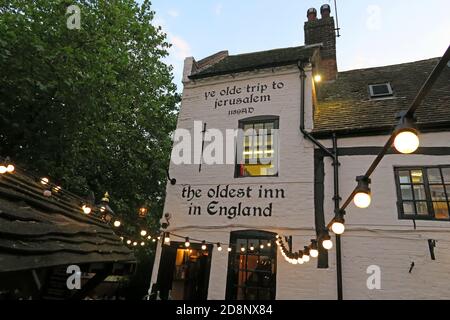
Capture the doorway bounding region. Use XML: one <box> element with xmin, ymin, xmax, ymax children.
<box><xmin>156</xmin><ymin>242</ymin><xmax>212</xmax><ymax>300</ymax></box>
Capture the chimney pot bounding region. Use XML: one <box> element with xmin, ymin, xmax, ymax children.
<box><xmin>307</xmin><ymin>8</ymin><xmax>317</xmax><ymax>21</ymax></box>
<box><xmin>320</xmin><ymin>4</ymin><xmax>331</xmax><ymax>18</ymax></box>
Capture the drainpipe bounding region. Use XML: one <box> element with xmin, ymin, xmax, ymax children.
<box><xmin>298</xmin><ymin>62</ymin><xmax>343</xmax><ymax>300</ymax></box>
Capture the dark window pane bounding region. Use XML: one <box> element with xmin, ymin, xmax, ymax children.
<box><xmin>416</xmin><ymin>202</ymin><xmax>428</xmax><ymax>215</ymax></box>
<box><xmin>442</xmin><ymin>168</ymin><xmax>450</xmax><ymax>183</ymax></box>
<box><xmin>403</xmin><ymin>201</ymin><xmax>415</xmax><ymax>214</ymax></box>
<box><xmin>430</xmin><ymin>185</ymin><xmax>446</xmax><ymax>201</ymax></box>
<box><xmin>398</xmin><ymin>170</ymin><xmax>411</xmax><ymax>184</ymax></box>
<box><xmin>411</xmin><ymin>170</ymin><xmax>423</xmax><ymax>183</ymax></box>
<box><xmin>413</xmin><ymin>185</ymin><xmax>426</xmax><ymax>200</ymax></box>
<box><xmin>427</xmin><ymin>168</ymin><xmax>442</xmax><ymax>183</ymax></box>
<box><xmin>433</xmin><ymin>202</ymin><xmax>449</xmax><ymax>220</ymax></box>
<box><xmin>400</xmin><ymin>185</ymin><xmax>413</xmax><ymax>200</ymax></box>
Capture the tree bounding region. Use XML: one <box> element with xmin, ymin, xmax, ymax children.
<box><xmin>0</xmin><ymin>0</ymin><xmax>179</xmax><ymax>298</ymax></box>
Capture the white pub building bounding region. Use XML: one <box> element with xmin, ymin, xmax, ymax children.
<box><xmin>150</xmin><ymin>5</ymin><xmax>450</xmax><ymax>300</ymax></box>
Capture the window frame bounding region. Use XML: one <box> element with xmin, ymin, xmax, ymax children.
<box><xmin>225</xmin><ymin>230</ymin><xmax>277</xmax><ymax>300</ymax></box>
<box><xmin>234</xmin><ymin>115</ymin><xmax>279</xmax><ymax>178</ymax></box>
<box><xmin>368</xmin><ymin>82</ymin><xmax>394</xmax><ymax>98</ymax></box>
<box><xmin>394</xmin><ymin>165</ymin><xmax>450</xmax><ymax>221</ymax></box>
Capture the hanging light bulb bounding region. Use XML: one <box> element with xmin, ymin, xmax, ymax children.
<box><xmin>314</xmin><ymin>74</ymin><xmax>322</xmax><ymax>82</ymax></box>
<box><xmin>0</xmin><ymin>166</ymin><xmax>7</xmax><ymax>174</ymax></box>
<box><xmin>260</xmin><ymin>243</ymin><xmax>264</xmax><ymax>249</ymax></box>
<box><xmin>393</xmin><ymin>111</ymin><xmax>419</xmax><ymax>154</ymax></box>
<box><xmin>126</xmin><ymin>240</ymin><xmax>132</xmax><ymax>245</ymax></box>
<box><xmin>147</xmin><ymin>235</ymin><xmax>152</xmax><ymax>240</ymax></box>
<box><xmin>240</xmin><ymin>245</ymin><xmax>246</xmax><ymax>252</ymax></box>
<box><xmin>303</xmin><ymin>246</ymin><xmax>310</xmax><ymax>263</ymax></box>
<box><xmin>140</xmin><ymin>242</ymin><xmax>145</xmax><ymax>246</ymax></box>
<box><xmin>120</xmin><ymin>236</ymin><xmax>124</xmax><ymax>241</ymax></box>
<box><xmin>249</xmin><ymin>243</ymin><xmax>255</xmax><ymax>251</ymax></box>
<box><xmin>82</xmin><ymin>205</ymin><xmax>91</xmax><ymax>214</ymax></box>
<box><xmin>217</xmin><ymin>243</ymin><xmax>222</xmax><ymax>251</ymax></box>
<box><xmin>185</xmin><ymin>237</ymin><xmax>190</xmax><ymax>248</ymax></box>
<box><xmin>267</xmin><ymin>242</ymin><xmax>272</xmax><ymax>247</ymax></box>
<box><xmin>157</xmin><ymin>236</ymin><xmax>161</xmax><ymax>240</ymax></box>
<box><xmin>297</xmin><ymin>251</ymin><xmax>304</xmax><ymax>264</ymax></box>
<box><xmin>40</xmin><ymin>177</ymin><xmax>49</xmax><ymax>185</ymax></box>
<box><xmin>321</xmin><ymin>232</ymin><xmax>333</xmax><ymax>250</ymax></box>
<box><xmin>53</xmin><ymin>185</ymin><xmax>62</xmax><ymax>193</ymax></box>
<box><xmin>353</xmin><ymin>176</ymin><xmax>371</xmax><ymax>208</ymax></box>
<box><xmin>140</xmin><ymin>230</ymin><xmax>147</xmax><ymax>237</ymax></box>
<box><xmin>309</xmin><ymin>240</ymin><xmax>319</xmax><ymax>258</ymax></box>
<box><xmin>227</xmin><ymin>247</ymin><xmax>232</xmax><ymax>252</ymax></box>
<box><xmin>6</xmin><ymin>164</ymin><xmax>14</xmax><ymax>173</ymax></box>
<box><xmin>133</xmin><ymin>241</ymin><xmax>137</xmax><ymax>246</ymax></box>
<box><xmin>164</xmin><ymin>233</ymin><xmax>170</xmax><ymax>244</ymax></box>
<box><xmin>201</xmin><ymin>240</ymin><xmax>207</xmax><ymax>250</ymax></box>
<box><xmin>330</xmin><ymin>213</ymin><xmax>345</xmax><ymax>235</ymax></box>
<box><xmin>152</xmin><ymin>238</ymin><xmax>156</xmax><ymax>242</ymax></box>
<box><xmin>113</xmin><ymin>220</ymin><xmax>121</xmax><ymax>227</ymax></box>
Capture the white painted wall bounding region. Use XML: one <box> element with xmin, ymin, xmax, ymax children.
<box><xmin>150</xmin><ymin>56</ymin><xmax>450</xmax><ymax>300</ymax></box>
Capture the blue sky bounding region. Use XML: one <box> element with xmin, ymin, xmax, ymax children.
<box><xmin>149</xmin><ymin>0</ymin><xmax>450</xmax><ymax>91</ymax></box>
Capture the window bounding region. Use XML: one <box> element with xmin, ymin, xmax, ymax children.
<box><xmin>225</xmin><ymin>230</ymin><xmax>277</xmax><ymax>300</ymax></box>
<box><xmin>369</xmin><ymin>83</ymin><xmax>393</xmax><ymax>98</ymax></box>
<box><xmin>395</xmin><ymin>166</ymin><xmax>450</xmax><ymax>220</ymax></box>
<box><xmin>236</xmin><ymin>116</ymin><xmax>279</xmax><ymax>177</ymax></box>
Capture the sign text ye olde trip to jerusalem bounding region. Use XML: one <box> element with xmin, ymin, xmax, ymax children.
<box><xmin>181</xmin><ymin>185</ymin><xmax>286</xmax><ymax>219</ymax></box>
<box><xmin>203</xmin><ymin>81</ymin><xmax>285</xmax><ymax>116</ymax></box>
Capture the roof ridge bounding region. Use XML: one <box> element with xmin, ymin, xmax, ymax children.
<box><xmin>226</xmin><ymin>45</ymin><xmax>308</xmax><ymax>58</ymax></box>
<box><xmin>339</xmin><ymin>57</ymin><xmax>441</xmax><ymax>74</ymax></box>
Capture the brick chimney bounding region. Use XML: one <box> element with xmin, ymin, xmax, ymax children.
<box><xmin>304</xmin><ymin>4</ymin><xmax>337</xmax><ymax>81</ymax></box>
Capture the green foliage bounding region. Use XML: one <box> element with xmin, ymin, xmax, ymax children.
<box><xmin>0</xmin><ymin>0</ymin><xmax>179</xmax><ymax>294</ymax></box>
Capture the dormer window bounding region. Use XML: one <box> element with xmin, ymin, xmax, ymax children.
<box><xmin>369</xmin><ymin>83</ymin><xmax>393</xmax><ymax>98</ymax></box>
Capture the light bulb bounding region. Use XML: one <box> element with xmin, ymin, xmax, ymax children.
<box><xmin>314</xmin><ymin>74</ymin><xmax>322</xmax><ymax>82</ymax></box>
<box><xmin>260</xmin><ymin>244</ymin><xmax>264</xmax><ymax>249</ymax></box>
<box><xmin>82</xmin><ymin>205</ymin><xmax>91</xmax><ymax>214</ymax></box>
<box><xmin>250</xmin><ymin>244</ymin><xmax>255</xmax><ymax>251</ymax></box>
<box><xmin>354</xmin><ymin>192</ymin><xmax>371</xmax><ymax>208</ymax></box>
<box><xmin>292</xmin><ymin>259</ymin><xmax>298</xmax><ymax>265</ymax></box>
<box><xmin>6</xmin><ymin>165</ymin><xmax>14</xmax><ymax>173</ymax></box>
<box><xmin>152</xmin><ymin>238</ymin><xmax>156</xmax><ymax>242</ymax></box>
<box><xmin>298</xmin><ymin>257</ymin><xmax>304</xmax><ymax>264</ymax></box>
<box><xmin>322</xmin><ymin>239</ymin><xmax>333</xmax><ymax>250</ymax></box>
<box><xmin>147</xmin><ymin>235</ymin><xmax>152</xmax><ymax>240</ymax></box>
<box><xmin>113</xmin><ymin>220</ymin><xmax>121</xmax><ymax>227</ymax></box>
<box><xmin>217</xmin><ymin>243</ymin><xmax>222</xmax><ymax>251</ymax></box>
<box><xmin>310</xmin><ymin>249</ymin><xmax>319</xmax><ymax>258</ymax></box>
<box><xmin>331</xmin><ymin>221</ymin><xmax>345</xmax><ymax>235</ymax></box>
<box><xmin>240</xmin><ymin>246</ymin><xmax>245</xmax><ymax>252</ymax></box>
<box><xmin>201</xmin><ymin>244</ymin><xmax>207</xmax><ymax>250</ymax></box>
<box><xmin>133</xmin><ymin>242</ymin><xmax>137</xmax><ymax>246</ymax></box>
<box><xmin>140</xmin><ymin>230</ymin><xmax>147</xmax><ymax>237</ymax></box>
<box><xmin>164</xmin><ymin>236</ymin><xmax>170</xmax><ymax>243</ymax></box>
<box><xmin>41</xmin><ymin>177</ymin><xmax>49</xmax><ymax>185</ymax></box>
<box><xmin>227</xmin><ymin>247</ymin><xmax>232</xmax><ymax>252</ymax></box>
<box><xmin>185</xmin><ymin>238</ymin><xmax>190</xmax><ymax>248</ymax></box>
<box><xmin>303</xmin><ymin>255</ymin><xmax>310</xmax><ymax>263</ymax></box>
<box><xmin>140</xmin><ymin>242</ymin><xmax>145</xmax><ymax>246</ymax></box>
<box><xmin>394</xmin><ymin>130</ymin><xmax>419</xmax><ymax>154</ymax></box>
<box><xmin>0</xmin><ymin>166</ymin><xmax>7</xmax><ymax>174</ymax></box>
<box><xmin>126</xmin><ymin>240</ymin><xmax>131</xmax><ymax>245</ymax></box>
<box><xmin>267</xmin><ymin>242</ymin><xmax>271</xmax><ymax>247</ymax></box>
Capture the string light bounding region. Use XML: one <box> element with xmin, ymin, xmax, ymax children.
<box><xmin>40</xmin><ymin>177</ymin><xmax>49</xmax><ymax>185</ymax></box>
<box><xmin>6</xmin><ymin>165</ymin><xmax>14</xmax><ymax>173</ymax></box>
<box><xmin>314</xmin><ymin>74</ymin><xmax>322</xmax><ymax>82</ymax></box>
<box><xmin>393</xmin><ymin>111</ymin><xmax>419</xmax><ymax>154</ymax></box>
<box><xmin>260</xmin><ymin>243</ymin><xmax>264</xmax><ymax>249</ymax></box>
<box><xmin>303</xmin><ymin>246</ymin><xmax>310</xmax><ymax>262</ymax></box>
<box><xmin>147</xmin><ymin>235</ymin><xmax>152</xmax><ymax>240</ymax></box>
<box><xmin>113</xmin><ymin>220</ymin><xmax>121</xmax><ymax>228</ymax></box>
<box><xmin>43</xmin><ymin>190</ymin><xmax>52</xmax><ymax>197</ymax></box>
<box><xmin>140</xmin><ymin>230</ymin><xmax>147</xmax><ymax>237</ymax></box>
<box><xmin>164</xmin><ymin>233</ymin><xmax>170</xmax><ymax>244</ymax></box>
<box><xmin>250</xmin><ymin>243</ymin><xmax>255</xmax><ymax>251</ymax></box>
<box><xmin>185</xmin><ymin>237</ymin><xmax>190</xmax><ymax>248</ymax></box>
<box><xmin>330</xmin><ymin>212</ymin><xmax>345</xmax><ymax>235</ymax></box>
<box><xmin>140</xmin><ymin>242</ymin><xmax>145</xmax><ymax>246</ymax></box>
<box><xmin>52</xmin><ymin>185</ymin><xmax>61</xmax><ymax>193</ymax></box>
<box><xmin>126</xmin><ymin>240</ymin><xmax>131</xmax><ymax>245</ymax></box>
<box><xmin>240</xmin><ymin>245</ymin><xmax>246</xmax><ymax>252</ymax></box>
<box><xmin>321</xmin><ymin>232</ymin><xmax>333</xmax><ymax>250</ymax></box>
<box><xmin>267</xmin><ymin>242</ymin><xmax>271</xmax><ymax>247</ymax></box>
<box><xmin>82</xmin><ymin>205</ymin><xmax>91</xmax><ymax>214</ymax></box>
<box><xmin>217</xmin><ymin>243</ymin><xmax>222</xmax><ymax>251</ymax></box>
<box><xmin>227</xmin><ymin>247</ymin><xmax>232</xmax><ymax>252</ymax></box>
<box><xmin>309</xmin><ymin>240</ymin><xmax>319</xmax><ymax>258</ymax></box>
<box><xmin>201</xmin><ymin>240</ymin><xmax>207</xmax><ymax>250</ymax></box>
<box><xmin>353</xmin><ymin>176</ymin><xmax>371</xmax><ymax>208</ymax></box>
<box><xmin>133</xmin><ymin>241</ymin><xmax>137</xmax><ymax>246</ymax></box>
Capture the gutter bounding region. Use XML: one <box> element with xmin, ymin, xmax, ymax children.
<box><xmin>298</xmin><ymin>61</ymin><xmax>343</xmax><ymax>300</ymax></box>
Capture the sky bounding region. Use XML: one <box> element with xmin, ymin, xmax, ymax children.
<box><xmin>149</xmin><ymin>0</ymin><xmax>450</xmax><ymax>91</ymax></box>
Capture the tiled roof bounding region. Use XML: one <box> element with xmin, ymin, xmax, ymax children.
<box><xmin>189</xmin><ymin>45</ymin><xmax>318</xmax><ymax>79</ymax></box>
<box><xmin>0</xmin><ymin>171</ymin><xmax>135</xmax><ymax>272</ymax></box>
<box><xmin>313</xmin><ymin>58</ymin><xmax>450</xmax><ymax>136</ymax></box>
